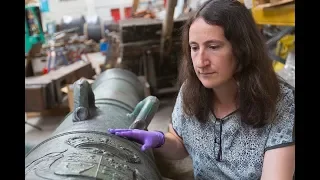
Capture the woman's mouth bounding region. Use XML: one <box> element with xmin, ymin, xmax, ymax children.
<box><xmin>199</xmin><ymin>72</ymin><xmax>216</xmax><ymax>75</ymax></box>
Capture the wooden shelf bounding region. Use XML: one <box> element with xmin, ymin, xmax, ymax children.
<box><xmin>252</xmin><ymin>0</ymin><xmax>295</xmax><ymax>26</ymax></box>
<box><xmin>256</xmin><ymin>0</ymin><xmax>294</xmax><ymax>9</ymax></box>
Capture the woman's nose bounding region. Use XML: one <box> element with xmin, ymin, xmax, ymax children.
<box><xmin>195</xmin><ymin>50</ymin><xmax>210</xmax><ymax>68</ymax></box>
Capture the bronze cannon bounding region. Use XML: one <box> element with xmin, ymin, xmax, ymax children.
<box><xmin>25</xmin><ymin>68</ymin><xmax>162</xmax><ymax>180</ymax></box>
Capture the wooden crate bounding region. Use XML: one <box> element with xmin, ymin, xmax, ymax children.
<box><xmin>119</xmin><ymin>17</ymin><xmax>187</xmax><ymax>44</ymax></box>
<box><xmin>25</xmin><ymin>77</ymin><xmax>56</xmax><ymax>112</ymax></box>
<box><xmin>25</xmin><ymin>83</ymin><xmax>55</xmax><ymax>112</ymax></box>
<box><xmin>119</xmin><ymin>18</ymin><xmax>162</xmax><ymax>43</ymax></box>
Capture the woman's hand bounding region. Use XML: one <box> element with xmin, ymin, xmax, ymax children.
<box><xmin>108</xmin><ymin>129</ymin><xmax>165</xmax><ymax>151</ymax></box>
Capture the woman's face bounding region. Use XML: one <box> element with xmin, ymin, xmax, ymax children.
<box><xmin>189</xmin><ymin>18</ymin><xmax>236</xmax><ymax>89</ymax></box>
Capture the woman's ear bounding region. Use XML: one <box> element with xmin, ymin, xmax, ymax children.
<box><xmin>233</xmin><ymin>60</ymin><xmax>242</xmax><ymax>81</ymax></box>
<box><xmin>234</xmin><ymin>56</ymin><xmax>243</xmax><ymax>74</ymax></box>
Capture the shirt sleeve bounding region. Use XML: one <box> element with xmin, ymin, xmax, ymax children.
<box><xmin>171</xmin><ymin>86</ymin><xmax>185</xmax><ymax>138</ymax></box>
<box><xmin>265</xmin><ymin>88</ymin><xmax>295</xmax><ymax>152</ymax></box>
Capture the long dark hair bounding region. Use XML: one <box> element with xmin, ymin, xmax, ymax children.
<box><xmin>178</xmin><ymin>0</ymin><xmax>280</xmax><ymax>128</ymax></box>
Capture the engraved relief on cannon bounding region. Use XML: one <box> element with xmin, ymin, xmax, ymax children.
<box><xmin>25</xmin><ymin>133</ymin><xmax>160</xmax><ymax>180</ymax></box>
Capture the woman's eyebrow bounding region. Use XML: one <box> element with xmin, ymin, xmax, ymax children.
<box><xmin>204</xmin><ymin>40</ymin><xmax>224</xmax><ymax>45</ymax></box>
<box><xmin>189</xmin><ymin>40</ymin><xmax>224</xmax><ymax>45</ymax></box>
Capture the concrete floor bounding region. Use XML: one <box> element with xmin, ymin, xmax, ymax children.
<box><xmin>25</xmin><ymin>94</ymin><xmax>194</xmax><ymax>180</ymax></box>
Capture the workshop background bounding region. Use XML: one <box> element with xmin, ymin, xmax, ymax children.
<box><xmin>25</xmin><ymin>0</ymin><xmax>295</xmax><ymax>179</ymax></box>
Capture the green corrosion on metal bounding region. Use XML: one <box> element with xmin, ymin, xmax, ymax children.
<box><xmin>72</xmin><ymin>78</ymin><xmax>96</xmax><ymax>122</ymax></box>
<box><xmin>25</xmin><ymin>68</ymin><xmax>163</xmax><ymax>180</ymax></box>
<box><xmin>128</xmin><ymin>96</ymin><xmax>160</xmax><ymax>130</ymax></box>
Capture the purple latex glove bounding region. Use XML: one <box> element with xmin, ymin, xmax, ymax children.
<box><xmin>108</xmin><ymin>129</ymin><xmax>165</xmax><ymax>151</ymax></box>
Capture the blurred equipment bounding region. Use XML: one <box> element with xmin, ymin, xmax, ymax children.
<box><xmin>25</xmin><ymin>5</ymin><xmax>46</xmax><ymax>77</ymax></box>
<box><xmin>44</xmin><ymin>27</ymin><xmax>81</xmax><ymax>73</ymax></box>
<box><xmin>276</xmin><ymin>48</ymin><xmax>295</xmax><ymax>88</ymax></box>
<box><xmin>60</xmin><ymin>15</ymin><xmax>86</xmax><ymax>36</ymax></box>
<box><xmin>251</xmin><ymin>0</ymin><xmax>294</xmax><ymax>26</ymax></box>
<box><xmin>251</xmin><ymin>0</ymin><xmax>295</xmax><ymax>72</ymax></box>
<box><xmin>131</xmin><ymin>0</ymin><xmax>156</xmax><ymax>19</ymax></box>
<box><xmin>46</xmin><ymin>46</ymin><xmax>69</xmax><ymax>73</ymax></box>
<box><xmin>25</xmin><ymin>5</ymin><xmax>45</xmax><ymax>55</ymax></box>
<box><xmin>84</xmin><ymin>16</ymin><xmax>105</xmax><ymax>43</ymax></box>
<box><xmin>265</xmin><ymin>26</ymin><xmax>295</xmax><ymax>71</ymax></box>
<box><xmin>46</xmin><ymin>21</ymin><xmax>57</xmax><ymax>35</ymax></box>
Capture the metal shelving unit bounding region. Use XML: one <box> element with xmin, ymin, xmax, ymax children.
<box><xmin>251</xmin><ymin>0</ymin><xmax>295</xmax><ymax>73</ymax></box>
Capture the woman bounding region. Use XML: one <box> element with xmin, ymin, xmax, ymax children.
<box><xmin>109</xmin><ymin>0</ymin><xmax>295</xmax><ymax>179</ymax></box>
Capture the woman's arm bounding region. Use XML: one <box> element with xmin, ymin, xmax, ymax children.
<box><xmin>261</xmin><ymin>145</ymin><xmax>295</xmax><ymax>180</ymax></box>
<box><xmin>154</xmin><ymin>123</ymin><xmax>189</xmax><ymax>160</ymax></box>
<box><xmin>261</xmin><ymin>85</ymin><xmax>295</xmax><ymax>180</ymax></box>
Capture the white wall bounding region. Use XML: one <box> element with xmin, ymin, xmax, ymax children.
<box><xmin>41</xmin><ymin>0</ymin><xmax>87</xmax><ymax>30</ymax></box>
<box><xmin>42</xmin><ymin>0</ymin><xmax>87</xmax><ymax>21</ymax></box>
<box><xmin>94</xmin><ymin>0</ymin><xmax>133</xmax><ymax>21</ymax></box>
<box><xmin>41</xmin><ymin>0</ymin><xmax>133</xmax><ymax>31</ymax></box>
<box><xmin>187</xmin><ymin>0</ymin><xmax>208</xmax><ymax>10</ymax></box>
<box><xmin>40</xmin><ymin>0</ymin><xmax>171</xmax><ymax>31</ymax></box>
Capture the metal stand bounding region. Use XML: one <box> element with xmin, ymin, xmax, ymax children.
<box><xmin>47</xmin><ymin>47</ymin><xmax>69</xmax><ymax>72</ymax></box>
<box><xmin>25</xmin><ymin>113</ymin><xmax>42</xmax><ymax>131</ymax></box>
<box><xmin>25</xmin><ymin>121</ymin><xmax>42</xmax><ymax>131</ymax></box>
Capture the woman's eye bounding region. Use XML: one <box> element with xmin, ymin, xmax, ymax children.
<box><xmin>209</xmin><ymin>46</ymin><xmax>219</xmax><ymax>50</ymax></box>
<box><xmin>191</xmin><ymin>46</ymin><xmax>198</xmax><ymax>51</ymax></box>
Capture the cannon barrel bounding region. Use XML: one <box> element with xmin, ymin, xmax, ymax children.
<box><xmin>25</xmin><ymin>68</ymin><xmax>162</xmax><ymax>180</ymax></box>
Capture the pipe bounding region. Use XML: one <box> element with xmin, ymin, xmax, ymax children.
<box><xmin>25</xmin><ymin>68</ymin><xmax>161</xmax><ymax>180</ymax></box>
<box><xmin>132</xmin><ymin>0</ymin><xmax>140</xmax><ymax>16</ymax></box>
<box><xmin>160</xmin><ymin>0</ymin><xmax>178</xmax><ymax>65</ymax></box>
